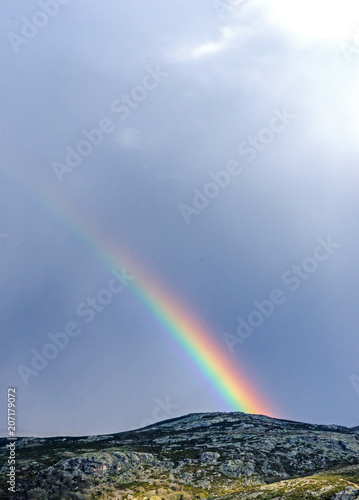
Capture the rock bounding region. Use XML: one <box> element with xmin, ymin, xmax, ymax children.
<box><xmin>7</xmin><ymin>411</ymin><xmax>359</xmax><ymax>499</ymax></box>
<box><xmin>220</xmin><ymin>459</ymin><xmax>255</xmax><ymax>478</ymax></box>
<box><xmin>199</xmin><ymin>452</ymin><xmax>220</xmax><ymax>462</ymax></box>
<box><xmin>333</xmin><ymin>486</ymin><xmax>359</xmax><ymax>499</ymax></box>
<box><xmin>157</xmin><ymin>488</ymin><xmax>169</xmax><ymax>496</ymax></box>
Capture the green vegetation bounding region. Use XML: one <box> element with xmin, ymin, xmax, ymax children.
<box><xmin>1</xmin><ymin>412</ymin><xmax>358</xmax><ymax>499</ymax></box>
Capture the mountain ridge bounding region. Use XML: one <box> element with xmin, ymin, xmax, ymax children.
<box><xmin>1</xmin><ymin>411</ymin><xmax>359</xmax><ymax>499</ymax></box>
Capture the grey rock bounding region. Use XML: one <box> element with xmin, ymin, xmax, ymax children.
<box><xmin>199</xmin><ymin>452</ymin><xmax>220</xmax><ymax>462</ymax></box>
<box><xmin>333</xmin><ymin>486</ymin><xmax>359</xmax><ymax>499</ymax></box>
<box><xmin>2</xmin><ymin>411</ymin><xmax>359</xmax><ymax>499</ymax></box>
<box><xmin>220</xmin><ymin>459</ymin><xmax>255</xmax><ymax>478</ymax></box>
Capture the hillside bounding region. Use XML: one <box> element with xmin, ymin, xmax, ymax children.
<box><xmin>1</xmin><ymin>412</ymin><xmax>359</xmax><ymax>499</ymax></box>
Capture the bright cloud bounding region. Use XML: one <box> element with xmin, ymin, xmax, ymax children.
<box><xmin>258</xmin><ymin>0</ymin><xmax>359</xmax><ymax>43</ymax></box>
<box><xmin>171</xmin><ymin>26</ymin><xmax>242</xmax><ymax>62</ymax></box>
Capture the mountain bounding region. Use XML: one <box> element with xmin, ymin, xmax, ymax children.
<box><xmin>1</xmin><ymin>412</ymin><xmax>359</xmax><ymax>499</ymax></box>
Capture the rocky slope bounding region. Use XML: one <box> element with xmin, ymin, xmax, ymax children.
<box><xmin>1</xmin><ymin>412</ymin><xmax>359</xmax><ymax>499</ymax></box>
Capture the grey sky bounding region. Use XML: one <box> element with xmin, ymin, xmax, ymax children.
<box><xmin>1</xmin><ymin>0</ymin><xmax>359</xmax><ymax>436</ymax></box>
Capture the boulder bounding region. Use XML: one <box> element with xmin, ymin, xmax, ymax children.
<box><xmin>199</xmin><ymin>452</ymin><xmax>220</xmax><ymax>462</ymax></box>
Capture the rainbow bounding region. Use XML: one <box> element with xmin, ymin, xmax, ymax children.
<box><xmin>2</xmin><ymin>158</ymin><xmax>278</xmax><ymax>417</ymax></box>
<box><xmin>129</xmin><ymin>265</ymin><xmax>276</xmax><ymax>415</ymax></box>
<box><xmin>101</xmin><ymin>245</ymin><xmax>276</xmax><ymax>416</ymax></box>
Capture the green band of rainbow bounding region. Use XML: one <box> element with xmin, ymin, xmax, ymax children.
<box><xmin>115</xmin><ymin>250</ymin><xmax>277</xmax><ymax>415</ymax></box>
<box><xmin>3</xmin><ymin>157</ymin><xmax>278</xmax><ymax>417</ymax></box>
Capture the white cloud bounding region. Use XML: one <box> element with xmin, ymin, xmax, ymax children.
<box><xmin>116</xmin><ymin>127</ymin><xmax>141</xmax><ymax>149</ymax></box>
<box><xmin>255</xmin><ymin>0</ymin><xmax>359</xmax><ymax>43</ymax></box>
<box><xmin>171</xmin><ymin>26</ymin><xmax>244</xmax><ymax>62</ymax></box>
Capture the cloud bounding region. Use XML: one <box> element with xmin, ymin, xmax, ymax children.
<box><xmin>1</xmin><ymin>0</ymin><xmax>359</xmax><ymax>436</ymax></box>
<box><xmin>170</xmin><ymin>26</ymin><xmax>243</xmax><ymax>62</ymax></box>
<box><xmin>116</xmin><ymin>127</ymin><xmax>141</xmax><ymax>149</ymax></box>
<box><xmin>253</xmin><ymin>0</ymin><xmax>359</xmax><ymax>43</ymax></box>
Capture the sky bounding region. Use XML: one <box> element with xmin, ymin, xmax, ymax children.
<box><xmin>1</xmin><ymin>0</ymin><xmax>359</xmax><ymax>437</ymax></box>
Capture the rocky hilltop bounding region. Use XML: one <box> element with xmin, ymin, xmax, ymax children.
<box><xmin>1</xmin><ymin>412</ymin><xmax>359</xmax><ymax>499</ymax></box>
